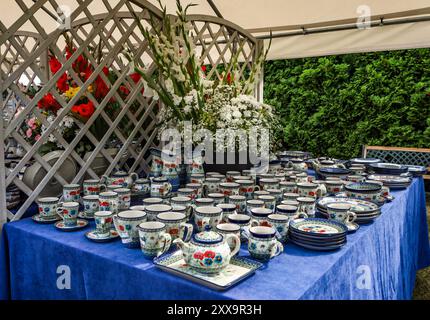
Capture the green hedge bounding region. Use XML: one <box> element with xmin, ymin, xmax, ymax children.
<box><xmin>264</xmin><ymin>49</ymin><xmax>430</xmax><ymax>159</ymax></box>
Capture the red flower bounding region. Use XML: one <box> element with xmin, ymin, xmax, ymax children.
<box><xmin>72</xmin><ymin>101</ymin><xmax>95</xmax><ymax>118</ymax></box>
<box><xmin>201</xmin><ymin>65</ymin><xmax>206</xmax><ymax>72</ymax></box>
<box><xmin>129</xmin><ymin>72</ymin><xmax>141</xmax><ymax>83</ymax></box>
<box><xmin>49</xmin><ymin>56</ymin><xmax>62</xmax><ymax>73</ymax></box>
<box><xmin>37</xmin><ymin>93</ymin><xmax>61</xmax><ymax>113</ymax></box>
<box><xmin>93</xmin><ymin>67</ymin><xmax>110</xmax><ymax>100</ymax></box>
<box><xmin>226</xmin><ymin>73</ymin><xmax>233</xmax><ymax>84</ymax></box>
<box><xmin>193</xmin><ymin>252</ymin><xmax>204</xmax><ymax>260</ymax></box>
<box><xmin>204</xmin><ymin>250</ymin><xmax>216</xmax><ymax>259</ymax></box>
<box><xmin>57</xmin><ymin>73</ymin><xmax>69</xmax><ymax>93</ymax></box>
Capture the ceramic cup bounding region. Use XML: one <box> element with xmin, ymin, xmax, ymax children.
<box><xmin>325</xmin><ymin>180</ymin><xmax>344</xmax><ymax>195</ymax></box>
<box><xmin>37</xmin><ymin>197</ymin><xmax>60</xmax><ymax>218</ymax></box>
<box><xmin>216</xmin><ymin>223</ymin><xmax>241</xmax><ymax>255</ymax></box>
<box><xmin>347</xmin><ymin>175</ymin><xmax>366</xmax><ymax>183</ymax></box>
<box><xmin>219</xmin><ymin>182</ymin><xmax>240</xmax><ymax>198</ymax></box>
<box><xmin>142</xmin><ymin>197</ymin><xmax>163</xmax><ymax>208</ymax></box>
<box><xmin>114</xmin><ymin>188</ymin><xmax>131</xmax><ymax>211</ymax></box>
<box><xmin>281</xmin><ymin>199</ymin><xmax>300</xmax><ymax>207</ymax></box>
<box><xmin>259</xmin><ymin>178</ymin><xmax>280</xmax><ymax>191</ymax></box>
<box><xmin>144</xmin><ymin>204</ymin><xmax>172</xmax><ymax>222</ymax></box>
<box><xmin>257</xmin><ymin>195</ymin><xmax>277</xmax><ymax>212</ymax></box>
<box><xmin>190</xmin><ymin>173</ymin><xmax>205</xmax><ymax>185</ymax></box>
<box><xmin>203</xmin><ymin>177</ymin><xmax>221</xmax><ymax>195</ymax></box>
<box><xmin>185</xmin><ymin>183</ymin><xmax>204</xmax><ymax>199</ymax></box>
<box><xmin>99</xmin><ymin>191</ymin><xmax>119</xmax><ymax>213</ymax></box>
<box><xmin>170</xmin><ymin>196</ymin><xmax>193</xmax><ymax>218</ymax></box>
<box><xmin>246</xmin><ymin>199</ymin><xmax>265</xmax><ymax>215</ymax></box>
<box><xmin>194</xmin><ymin>198</ymin><xmax>215</xmax><ymax>208</ymax></box>
<box><xmin>228</xmin><ymin>195</ymin><xmax>246</xmax><ymax>214</ymax></box>
<box><xmin>83</xmin><ymin>179</ymin><xmax>106</xmax><ymax>196</ymax></box>
<box><xmin>194</xmin><ymin>206</ymin><xmax>223</xmax><ymax>231</ymax></box>
<box><xmin>296</xmin><ymin>197</ymin><xmax>316</xmax><ymax>218</ymax></box>
<box><xmin>156</xmin><ymin>211</ymin><xmax>193</xmax><ymax>241</ymax></box>
<box><xmin>107</xmin><ymin>184</ymin><xmax>120</xmax><ymax>192</ymax></box>
<box><xmin>296</xmin><ymin>182</ymin><xmax>324</xmax><ymax>199</ymax></box>
<box><xmin>63</xmin><ymin>184</ymin><xmax>81</xmax><ymax>203</ymax></box>
<box><xmin>150</xmin><ymin>177</ymin><xmax>172</xmax><ymax>198</ymax></box>
<box><xmin>250</xmin><ymin>207</ymin><xmax>273</xmax><ymax>227</ymax></box>
<box><xmin>226</xmin><ymin>171</ymin><xmax>241</xmax><ymax>182</ymax></box>
<box><xmin>279</xmin><ymin>181</ymin><xmax>297</xmax><ymax>194</ymax></box>
<box><xmin>245</xmin><ymin>226</ymin><xmax>284</xmax><ymax>261</ymax></box>
<box><xmin>228</xmin><ymin>214</ymin><xmax>252</xmax><ymax>241</ymax></box>
<box><xmin>129</xmin><ymin>205</ymin><xmax>146</xmax><ymax>212</ymax></box>
<box><xmin>56</xmin><ymin>201</ymin><xmax>80</xmax><ymax>226</ymax></box>
<box><xmin>207</xmin><ymin>193</ymin><xmax>225</xmax><ymax>206</ymax></box>
<box><xmin>295</xmin><ymin>173</ymin><xmax>309</xmax><ymax>183</ymax></box>
<box><xmin>177</xmin><ymin>187</ymin><xmax>196</xmax><ymax>201</ymax></box>
<box><xmin>236</xmin><ymin>179</ymin><xmax>259</xmax><ymax>200</ymax></box>
<box><xmin>326</xmin><ymin>202</ymin><xmax>357</xmax><ymax>225</ymax></box>
<box><xmin>133</xmin><ymin>178</ymin><xmax>150</xmax><ymax>194</ymax></box>
<box><xmin>283</xmin><ymin>192</ymin><xmax>300</xmax><ymax>201</ymax></box>
<box><xmin>276</xmin><ymin>204</ymin><xmax>299</xmax><ymax>217</ymax></box>
<box><xmin>94</xmin><ymin>211</ymin><xmax>114</xmax><ymax>237</ymax></box>
<box><xmin>82</xmin><ymin>195</ymin><xmax>99</xmax><ymax>218</ymax></box>
<box><xmin>266</xmin><ymin>189</ymin><xmax>283</xmax><ymax>204</ymax></box>
<box><xmin>253</xmin><ymin>190</ymin><xmax>270</xmax><ymax>199</ymax></box>
<box><xmin>171</xmin><ymin>205</ymin><xmax>187</xmax><ymax>216</ymax></box>
<box><xmin>138</xmin><ymin>221</ymin><xmax>172</xmax><ymax>257</ymax></box>
<box><xmin>267</xmin><ymin>214</ymin><xmax>290</xmax><ymax>242</ymax></box>
<box><xmin>217</xmin><ymin>203</ymin><xmax>237</xmax><ymax>223</ymax></box>
<box><xmin>114</xmin><ymin>210</ymin><xmax>148</xmax><ymax>248</ymax></box>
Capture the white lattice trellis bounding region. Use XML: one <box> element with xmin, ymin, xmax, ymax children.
<box><xmin>0</xmin><ymin>0</ymin><xmax>263</xmax><ymax>227</ymax></box>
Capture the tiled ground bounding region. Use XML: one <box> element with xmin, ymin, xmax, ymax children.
<box><xmin>413</xmin><ymin>193</ymin><xmax>430</xmax><ymax>300</ymax></box>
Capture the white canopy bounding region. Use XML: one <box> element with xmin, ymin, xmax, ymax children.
<box><xmin>1</xmin><ymin>0</ymin><xmax>430</xmax><ymax>59</ymax></box>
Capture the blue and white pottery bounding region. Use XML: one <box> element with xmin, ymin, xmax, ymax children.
<box><xmin>282</xmin><ymin>193</ymin><xmax>300</xmax><ymax>201</ymax></box>
<box><xmin>177</xmin><ymin>188</ymin><xmax>196</xmax><ymax>201</ymax></box>
<box><xmin>156</xmin><ymin>211</ymin><xmax>193</xmax><ymax>241</ymax></box>
<box><xmin>244</xmin><ymin>226</ymin><xmax>283</xmax><ymax>261</ymax></box>
<box><xmin>55</xmin><ymin>219</ymin><xmax>88</xmax><ymax>231</ymax></box>
<box><xmin>142</xmin><ymin>197</ymin><xmax>163</xmax><ymax>208</ymax></box>
<box><xmin>227</xmin><ymin>214</ymin><xmax>251</xmax><ymax>241</ymax></box>
<box><xmin>296</xmin><ymin>197</ymin><xmax>316</xmax><ymax>217</ymax></box>
<box><xmin>219</xmin><ymin>182</ymin><xmax>240</xmax><ymax>199</ymax></box>
<box><xmin>344</xmin><ymin>182</ymin><xmax>383</xmax><ymax>202</ymax></box>
<box><xmin>235</xmin><ymin>179</ymin><xmax>259</xmax><ymax>200</ymax></box>
<box><xmin>350</xmin><ymin>158</ymin><xmax>380</xmax><ymax>166</ymax></box>
<box><xmin>217</xmin><ymin>203</ymin><xmax>237</xmax><ymax>223</ymax></box>
<box><xmin>226</xmin><ymin>171</ymin><xmax>241</xmax><ymax>182</ymax></box>
<box><xmin>170</xmin><ymin>196</ymin><xmax>193</xmax><ymax>218</ymax></box>
<box><xmin>37</xmin><ymin>196</ymin><xmax>60</xmax><ymax>218</ymax></box>
<box><xmin>279</xmin><ymin>181</ymin><xmax>297</xmax><ymax>194</ymax></box>
<box><xmin>216</xmin><ymin>223</ymin><xmax>241</xmax><ymax>255</ymax></box>
<box><xmin>82</xmin><ymin>195</ymin><xmax>99</xmax><ymax>218</ymax></box>
<box><xmin>132</xmin><ymin>178</ymin><xmax>150</xmax><ymax>195</ymax></box>
<box><xmin>190</xmin><ymin>173</ymin><xmax>205</xmax><ymax>185</ymax></box>
<box><xmin>195</xmin><ymin>198</ymin><xmax>215</xmax><ymax>208</ymax></box>
<box><xmin>114</xmin><ymin>210</ymin><xmax>148</xmax><ymax>248</ymax></box>
<box><xmin>85</xmin><ymin>229</ymin><xmax>119</xmax><ymax>243</ymax></box>
<box><xmin>267</xmin><ymin>214</ymin><xmax>290</xmax><ymax>242</ymax></box>
<box><xmin>151</xmin><ymin>177</ymin><xmax>172</xmax><ymax>198</ymax></box>
<box><xmin>257</xmin><ymin>195</ymin><xmax>276</xmax><ymax>212</ymax></box>
<box><xmin>138</xmin><ymin>221</ymin><xmax>172</xmax><ymax>257</ymax></box>
<box><xmin>228</xmin><ymin>195</ymin><xmax>246</xmax><ymax>214</ymax></box>
<box><xmin>250</xmin><ymin>207</ymin><xmax>272</xmax><ymax>227</ymax></box>
<box><xmin>32</xmin><ymin>213</ymin><xmax>61</xmax><ymax>224</ymax></box>
<box><xmin>94</xmin><ymin>210</ymin><xmax>114</xmax><ymax>237</ymax></box>
<box><xmin>56</xmin><ymin>201</ymin><xmax>80</xmax><ymax>227</ymax></box>
<box><xmin>203</xmin><ymin>177</ymin><xmax>221</xmax><ymax>195</ymax></box>
<box><xmin>83</xmin><ymin>179</ymin><xmax>106</xmax><ymax>196</ymax></box>
<box><xmin>173</xmin><ymin>225</ymin><xmax>241</xmax><ymax>274</ymax></box>
<box><xmin>259</xmin><ymin>178</ymin><xmax>280</xmax><ymax>191</ymax></box>
<box><xmin>266</xmin><ymin>189</ymin><xmax>283</xmax><ymax>204</ymax></box>
<box><xmin>194</xmin><ymin>206</ymin><xmax>223</xmax><ymax>232</ymax></box>
<box><xmin>144</xmin><ymin>204</ymin><xmax>172</xmax><ymax>222</ymax></box>
<box><xmin>113</xmin><ymin>188</ymin><xmax>131</xmax><ymax>211</ymax></box>
<box><xmin>326</xmin><ymin>202</ymin><xmax>357</xmax><ymax>225</ymax></box>
<box><xmin>253</xmin><ymin>190</ymin><xmax>270</xmax><ymax>199</ymax></box>
<box><xmin>207</xmin><ymin>193</ymin><xmax>225</xmax><ymax>206</ymax></box>
<box><xmin>368</xmin><ymin>163</ymin><xmax>408</xmax><ymax>175</ymax></box>
<box><xmin>246</xmin><ymin>199</ymin><xmax>265</xmax><ymax>215</ymax></box>
<box><xmin>149</xmin><ymin>147</ymin><xmax>163</xmax><ymax>177</ymax></box>
<box><xmin>185</xmin><ymin>183</ymin><xmax>204</xmax><ymax>200</ymax></box>
<box><xmin>276</xmin><ymin>204</ymin><xmax>298</xmax><ymax>217</ymax></box>
<box><xmin>99</xmin><ymin>191</ymin><xmax>119</xmax><ymax>213</ymax></box>
<box><xmin>102</xmin><ymin>171</ymin><xmax>138</xmax><ymax>188</ymax></box>
<box><xmin>63</xmin><ymin>184</ymin><xmax>81</xmax><ymax>203</ymax></box>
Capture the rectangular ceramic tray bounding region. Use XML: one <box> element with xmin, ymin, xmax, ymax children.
<box><xmin>153</xmin><ymin>250</ymin><xmax>262</xmax><ymax>291</ymax></box>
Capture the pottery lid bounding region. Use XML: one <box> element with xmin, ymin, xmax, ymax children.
<box><xmin>192</xmin><ymin>225</ymin><xmax>223</xmax><ymax>244</ymax></box>
<box><xmin>112</xmin><ymin>171</ymin><xmax>128</xmax><ymax>177</ymax></box>
<box><xmin>153</xmin><ymin>177</ymin><xmax>168</xmax><ymax>182</ymax></box>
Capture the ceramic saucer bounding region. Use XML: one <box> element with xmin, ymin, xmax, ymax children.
<box><xmin>32</xmin><ymin>214</ymin><xmax>61</xmax><ymax>224</ymax></box>
<box><xmin>346</xmin><ymin>222</ymin><xmax>360</xmax><ymax>233</ymax></box>
<box><xmin>55</xmin><ymin>219</ymin><xmax>88</xmax><ymax>231</ymax></box>
<box><xmin>85</xmin><ymin>229</ymin><xmax>119</xmax><ymax>243</ymax></box>
<box><xmin>78</xmin><ymin>211</ymin><xmax>95</xmax><ymax>220</ymax></box>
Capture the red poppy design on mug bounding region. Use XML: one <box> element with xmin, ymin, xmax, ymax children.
<box><xmin>100</xmin><ymin>201</ymin><xmax>109</xmax><ymax>207</ymax></box>
<box><xmin>204</xmin><ymin>251</ymin><xmax>216</xmax><ymax>259</ymax></box>
<box><xmin>169</xmin><ymin>228</ymin><xmax>179</xmax><ymax>235</ymax></box>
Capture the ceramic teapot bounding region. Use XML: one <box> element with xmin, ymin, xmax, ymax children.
<box><xmin>287</xmin><ymin>158</ymin><xmax>308</xmax><ymax>172</ymax></box>
<box><xmin>102</xmin><ymin>171</ymin><xmax>138</xmax><ymax>188</ymax></box>
<box><xmin>310</xmin><ymin>158</ymin><xmax>346</xmax><ymax>172</ymax></box>
<box><xmin>173</xmin><ymin>225</ymin><xmax>240</xmax><ymax>274</ymax></box>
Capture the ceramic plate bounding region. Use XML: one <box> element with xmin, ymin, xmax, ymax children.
<box><xmin>317</xmin><ymin>197</ymin><xmax>380</xmax><ymax>213</ymax></box>
<box><xmin>288</xmin><ymin>232</ymin><xmax>346</xmax><ymax>245</ymax></box>
<box><xmin>154</xmin><ymin>250</ymin><xmax>263</xmax><ymax>291</ymax></box>
<box><xmin>369</xmin><ymin>163</ymin><xmax>408</xmax><ymax>175</ymax></box>
<box><xmin>406</xmin><ymin>165</ymin><xmax>427</xmax><ymax>176</ymax></box>
<box><xmin>85</xmin><ymin>229</ymin><xmax>119</xmax><ymax>242</ymax></box>
<box><xmin>346</xmin><ymin>222</ymin><xmax>360</xmax><ymax>233</ymax></box>
<box><xmin>289</xmin><ymin>218</ymin><xmax>348</xmax><ymax>236</ymax></box>
<box><xmin>55</xmin><ymin>219</ymin><xmax>88</xmax><ymax>231</ymax></box>
<box><xmin>289</xmin><ymin>238</ymin><xmax>346</xmax><ymax>251</ymax></box>
<box><xmin>32</xmin><ymin>214</ymin><xmax>61</xmax><ymax>224</ymax></box>
<box><xmin>367</xmin><ymin>174</ymin><xmax>411</xmax><ymax>184</ymax></box>
<box><xmin>350</xmin><ymin>158</ymin><xmax>380</xmax><ymax>165</ymax></box>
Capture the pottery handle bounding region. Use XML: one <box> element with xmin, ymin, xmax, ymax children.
<box><xmin>179</xmin><ymin>222</ymin><xmax>193</xmax><ymax>242</ymax></box>
<box><xmin>347</xmin><ymin>211</ymin><xmax>357</xmax><ymax>223</ymax></box>
<box><xmin>269</xmin><ymin>241</ymin><xmax>284</xmax><ymax>259</ymax></box>
<box><xmin>99</xmin><ymin>183</ymin><xmax>107</xmax><ymax>192</ymax></box>
<box><xmin>296</xmin><ymin>211</ymin><xmax>308</xmax><ymax>219</ymax></box>
<box><xmin>250</xmin><ymin>219</ymin><xmax>259</xmax><ymax>227</ymax></box>
<box><xmin>157</xmin><ymin>232</ymin><xmax>172</xmax><ymax>257</ymax></box>
<box><xmin>130</xmin><ymin>172</ymin><xmax>138</xmax><ymax>182</ymax></box>
<box><xmin>226</xmin><ymin>233</ymin><xmax>241</xmax><ymax>256</ymax></box>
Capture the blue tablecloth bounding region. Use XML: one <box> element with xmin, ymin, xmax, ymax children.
<box><xmin>1</xmin><ymin>178</ymin><xmax>429</xmax><ymax>300</ymax></box>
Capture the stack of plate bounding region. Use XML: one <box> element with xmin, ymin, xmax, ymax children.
<box><xmin>405</xmin><ymin>165</ymin><xmax>428</xmax><ymax>177</ymax></box>
<box><xmin>368</xmin><ymin>163</ymin><xmax>408</xmax><ymax>175</ymax></box>
<box><xmin>316</xmin><ymin>196</ymin><xmax>381</xmax><ymax>224</ymax></box>
<box><xmin>317</xmin><ymin>167</ymin><xmax>351</xmax><ymax>180</ymax></box>
<box><xmin>367</xmin><ymin>174</ymin><xmax>412</xmax><ymax>190</ymax></box>
<box><xmin>288</xmin><ymin>218</ymin><xmax>347</xmax><ymax>251</ymax></box>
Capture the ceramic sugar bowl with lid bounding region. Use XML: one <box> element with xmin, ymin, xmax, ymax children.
<box><xmin>173</xmin><ymin>225</ymin><xmax>240</xmax><ymax>274</ymax></box>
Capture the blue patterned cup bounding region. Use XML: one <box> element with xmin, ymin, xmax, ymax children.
<box><xmin>267</xmin><ymin>214</ymin><xmax>290</xmax><ymax>242</ymax></box>
<box><xmin>37</xmin><ymin>197</ymin><xmax>60</xmax><ymax>218</ymax></box>
<box><xmin>114</xmin><ymin>210</ymin><xmax>148</xmax><ymax>248</ymax></box>
<box><xmin>94</xmin><ymin>211</ymin><xmax>114</xmax><ymax>237</ymax></box>
<box><xmin>63</xmin><ymin>184</ymin><xmax>81</xmax><ymax>203</ymax></box>
<box><xmin>83</xmin><ymin>195</ymin><xmax>99</xmax><ymax>218</ymax></box>
<box><xmin>56</xmin><ymin>202</ymin><xmax>80</xmax><ymax>226</ymax></box>
<box><xmin>244</xmin><ymin>226</ymin><xmax>283</xmax><ymax>261</ymax></box>
<box><xmin>228</xmin><ymin>195</ymin><xmax>246</xmax><ymax>214</ymax></box>
<box><xmin>114</xmin><ymin>188</ymin><xmax>131</xmax><ymax>211</ymax></box>
<box><xmin>138</xmin><ymin>221</ymin><xmax>172</xmax><ymax>257</ymax></box>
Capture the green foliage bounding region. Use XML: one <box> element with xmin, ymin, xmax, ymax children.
<box><xmin>264</xmin><ymin>49</ymin><xmax>430</xmax><ymax>159</ymax></box>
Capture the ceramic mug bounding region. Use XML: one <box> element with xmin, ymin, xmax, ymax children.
<box><xmin>267</xmin><ymin>214</ymin><xmax>290</xmax><ymax>242</ymax></box>
<box><xmin>228</xmin><ymin>195</ymin><xmax>246</xmax><ymax>214</ymax></box>
<box><xmin>283</xmin><ymin>192</ymin><xmax>300</xmax><ymax>201</ymax></box>
<box><xmin>133</xmin><ymin>178</ymin><xmax>150</xmax><ymax>194</ymax></box>
<box><xmin>185</xmin><ymin>183</ymin><xmax>204</xmax><ymax>199</ymax></box>
<box><xmin>279</xmin><ymin>181</ymin><xmax>297</xmax><ymax>194</ymax></box>
<box><xmin>219</xmin><ymin>182</ymin><xmax>240</xmax><ymax>198</ymax></box>
<box><xmin>226</xmin><ymin>171</ymin><xmax>241</xmax><ymax>182</ymax></box>
<box><xmin>156</xmin><ymin>211</ymin><xmax>193</xmax><ymax>241</ymax></box>
<box><xmin>138</xmin><ymin>221</ymin><xmax>172</xmax><ymax>257</ymax></box>
<box><xmin>99</xmin><ymin>191</ymin><xmax>119</xmax><ymax>214</ymax></box>
<box><xmin>144</xmin><ymin>204</ymin><xmax>172</xmax><ymax>222</ymax></box>
<box><xmin>63</xmin><ymin>184</ymin><xmax>81</xmax><ymax>203</ymax></box>
<box><xmin>325</xmin><ymin>180</ymin><xmax>344</xmax><ymax>195</ymax></box>
<box><xmin>217</xmin><ymin>203</ymin><xmax>237</xmax><ymax>223</ymax></box>
<box><xmin>150</xmin><ymin>177</ymin><xmax>172</xmax><ymax>198</ymax></box>
<box><xmin>216</xmin><ymin>223</ymin><xmax>241</xmax><ymax>255</ymax></box>
<box><xmin>296</xmin><ymin>182</ymin><xmax>324</xmax><ymax>199</ymax></box>
<box><xmin>56</xmin><ymin>201</ymin><xmax>80</xmax><ymax>227</ymax></box>
<box><xmin>246</xmin><ymin>199</ymin><xmax>265</xmax><ymax>215</ymax></box>
<box><xmin>177</xmin><ymin>188</ymin><xmax>196</xmax><ymax>201</ymax></box>
<box><xmin>250</xmin><ymin>207</ymin><xmax>272</xmax><ymax>227</ymax></box>
<box><xmin>296</xmin><ymin>197</ymin><xmax>316</xmax><ymax>218</ymax></box>
<box><xmin>228</xmin><ymin>214</ymin><xmax>251</xmax><ymax>241</ymax></box>
<box><xmin>236</xmin><ymin>179</ymin><xmax>259</xmax><ymax>200</ymax></box>
<box><xmin>194</xmin><ymin>198</ymin><xmax>215</xmax><ymax>208</ymax></box>
<box><xmin>114</xmin><ymin>210</ymin><xmax>148</xmax><ymax>248</ymax></box>
<box><xmin>253</xmin><ymin>190</ymin><xmax>270</xmax><ymax>199</ymax></box>
<box><xmin>257</xmin><ymin>195</ymin><xmax>277</xmax><ymax>212</ymax></box>
<box><xmin>194</xmin><ymin>206</ymin><xmax>223</xmax><ymax>232</ymax></box>
<box><xmin>326</xmin><ymin>202</ymin><xmax>357</xmax><ymax>225</ymax></box>
<box><xmin>244</xmin><ymin>226</ymin><xmax>284</xmax><ymax>261</ymax></box>
<box><xmin>170</xmin><ymin>196</ymin><xmax>193</xmax><ymax>218</ymax></box>
<box><xmin>129</xmin><ymin>205</ymin><xmax>147</xmax><ymax>212</ymax></box>
<box><xmin>207</xmin><ymin>193</ymin><xmax>225</xmax><ymax>206</ymax></box>
<box><xmin>37</xmin><ymin>197</ymin><xmax>60</xmax><ymax>218</ymax></box>
<box><xmin>83</xmin><ymin>179</ymin><xmax>106</xmax><ymax>196</ymax></box>
<box><xmin>281</xmin><ymin>199</ymin><xmax>300</xmax><ymax>207</ymax></box>
<box><xmin>259</xmin><ymin>178</ymin><xmax>280</xmax><ymax>191</ymax></box>
<box><xmin>82</xmin><ymin>195</ymin><xmax>99</xmax><ymax>218</ymax></box>
<box><xmin>94</xmin><ymin>211</ymin><xmax>114</xmax><ymax>237</ymax></box>
<box><xmin>203</xmin><ymin>177</ymin><xmax>221</xmax><ymax>195</ymax></box>
<box><xmin>190</xmin><ymin>173</ymin><xmax>205</xmax><ymax>185</ymax></box>
<box><xmin>142</xmin><ymin>197</ymin><xmax>163</xmax><ymax>208</ymax></box>
<box><xmin>266</xmin><ymin>189</ymin><xmax>283</xmax><ymax>204</ymax></box>
<box><xmin>114</xmin><ymin>188</ymin><xmax>131</xmax><ymax>211</ymax></box>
